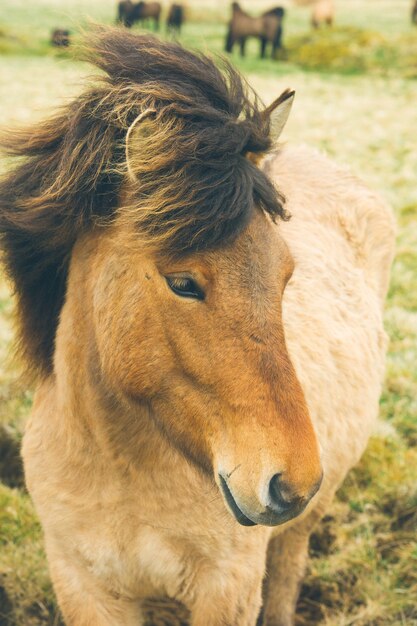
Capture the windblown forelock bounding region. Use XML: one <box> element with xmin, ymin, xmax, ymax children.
<box><xmin>88</xmin><ymin>27</ymin><xmax>289</xmax><ymax>252</ymax></box>
<box><xmin>121</xmin><ymin>107</ymin><xmax>286</xmax><ymax>253</ymax></box>
<box><xmin>85</xmin><ymin>27</ymin><xmax>289</xmax><ymax>253</ymax></box>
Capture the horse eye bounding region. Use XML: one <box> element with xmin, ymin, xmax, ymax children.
<box><xmin>166</xmin><ymin>276</ymin><xmax>205</xmax><ymax>301</ymax></box>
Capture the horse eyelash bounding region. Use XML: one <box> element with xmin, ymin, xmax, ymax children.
<box><xmin>166</xmin><ymin>276</ymin><xmax>205</xmax><ymax>300</ymax></box>
<box><xmin>170</xmin><ymin>277</ymin><xmax>193</xmax><ymax>289</ymax></box>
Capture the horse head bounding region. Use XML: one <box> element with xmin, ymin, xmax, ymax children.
<box><xmin>0</xmin><ymin>29</ymin><xmax>322</xmax><ymax>527</ymax></box>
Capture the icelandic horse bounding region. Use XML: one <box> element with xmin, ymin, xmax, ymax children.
<box><xmin>0</xmin><ymin>28</ymin><xmax>395</xmax><ymax>626</ymax></box>
<box><xmin>311</xmin><ymin>0</ymin><xmax>334</xmax><ymax>28</ymax></box>
<box><xmin>292</xmin><ymin>0</ymin><xmax>334</xmax><ymax>28</ymax></box>
<box><xmin>225</xmin><ymin>2</ymin><xmax>284</xmax><ymax>59</ymax></box>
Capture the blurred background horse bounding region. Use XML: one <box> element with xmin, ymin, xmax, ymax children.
<box><xmin>167</xmin><ymin>3</ymin><xmax>185</xmax><ymax>35</ymax></box>
<box><xmin>225</xmin><ymin>2</ymin><xmax>285</xmax><ymax>58</ymax></box>
<box><xmin>118</xmin><ymin>0</ymin><xmax>161</xmax><ymax>29</ymax></box>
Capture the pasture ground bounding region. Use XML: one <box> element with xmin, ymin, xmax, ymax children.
<box><xmin>0</xmin><ymin>1</ymin><xmax>417</xmax><ymax>625</ymax></box>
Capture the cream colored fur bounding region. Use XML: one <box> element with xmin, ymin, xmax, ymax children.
<box><xmin>294</xmin><ymin>0</ymin><xmax>335</xmax><ymax>27</ymax></box>
<box><xmin>312</xmin><ymin>0</ymin><xmax>334</xmax><ymax>27</ymax></box>
<box><xmin>23</xmin><ymin>145</ymin><xmax>395</xmax><ymax>626</ymax></box>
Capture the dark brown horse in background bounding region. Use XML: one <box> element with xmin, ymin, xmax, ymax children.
<box><xmin>412</xmin><ymin>0</ymin><xmax>417</xmax><ymax>24</ymax></box>
<box><xmin>118</xmin><ymin>0</ymin><xmax>161</xmax><ymax>29</ymax></box>
<box><xmin>117</xmin><ymin>0</ymin><xmax>137</xmax><ymax>27</ymax></box>
<box><xmin>225</xmin><ymin>3</ymin><xmax>285</xmax><ymax>59</ymax></box>
<box><xmin>167</xmin><ymin>3</ymin><xmax>184</xmax><ymax>35</ymax></box>
<box><xmin>136</xmin><ymin>1</ymin><xmax>161</xmax><ymax>30</ymax></box>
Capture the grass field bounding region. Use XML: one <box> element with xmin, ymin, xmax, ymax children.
<box><xmin>1</xmin><ymin>1</ymin><xmax>417</xmax><ymax>625</ymax></box>
<box><xmin>1</xmin><ymin>0</ymin><xmax>417</xmax><ymax>75</ymax></box>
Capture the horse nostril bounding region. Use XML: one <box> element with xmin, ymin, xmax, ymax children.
<box><xmin>268</xmin><ymin>473</ymin><xmax>299</xmax><ymax>512</ymax></box>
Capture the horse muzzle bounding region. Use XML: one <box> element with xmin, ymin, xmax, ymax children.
<box><xmin>218</xmin><ymin>471</ymin><xmax>322</xmax><ymax>527</ymax></box>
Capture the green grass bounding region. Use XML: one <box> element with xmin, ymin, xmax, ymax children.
<box><xmin>0</xmin><ymin>485</ymin><xmax>59</xmax><ymax>626</ymax></box>
<box><xmin>1</xmin><ymin>1</ymin><xmax>417</xmax><ymax>624</ymax></box>
<box><xmin>1</xmin><ymin>0</ymin><xmax>417</xmax><ymax>76</ymax></box>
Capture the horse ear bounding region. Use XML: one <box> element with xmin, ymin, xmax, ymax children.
<box><xmin>247</xmin><ymin>90</ymin><xmax>294</xmax><ymax>165</ymax></box>
<box><xmin>264</xmin><ymin>89</ymin><xmax>295</xmax><ymax>144</ymax></box>
<box><xmin>125</xmin><ymin>108</ymin><xmax>155</xmax><ymax>182</ymax></box>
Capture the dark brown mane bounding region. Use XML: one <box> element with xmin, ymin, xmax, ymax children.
<box><xmin>0</xmin><ymin>27</ymin><xmax>287</xmax><ymax>379</ymax></box>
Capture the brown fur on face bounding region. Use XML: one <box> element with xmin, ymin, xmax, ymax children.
<box><xmin>0</xmin><ymin>27</ymin><xmax>287</xmax><ymax>380</ymax></box>
<box><xmin>82</xmin><ymin>208</ymin><xmax>320</xmax><ymax>502</ymax></box>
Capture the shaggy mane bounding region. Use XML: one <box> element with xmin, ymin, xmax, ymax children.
<box><xmin>0</xmin><ymin>27</ymin><xmax>286</xmax><ymax>378</ymax></box>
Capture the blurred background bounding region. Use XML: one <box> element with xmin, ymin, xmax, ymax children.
<box><xmin>0</xmin><ymin>1</ymin><xmax>416</xmax><ymax>625</ymax></box>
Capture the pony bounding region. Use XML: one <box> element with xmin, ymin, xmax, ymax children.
<box><xmin>0</xmin><ymin>28</ymin><xmax>395</xmax><ymax>626</ymax></box>
<box><xmin>167</xmin><ymin>3</ymin><xmax>184</xmax><ymax>35</ymax></box>
<box><xmin>117</xmin><ymin>1</ymin><xmax>161</xmax><ymax>30</ymax></box>
<box><xmin>135</xmin><ymin>1</ymin><xmax>162</xmax><ymax>30</ymax></box>
<box><xmin>263</xmin><ymin>6</ymin><xmax>285</xmax><ymax>19</ymax></box>
<box><xmin>225</xmin><ymin>2</ymin><xmax>284</xmax><ymax>59</ymax></box>
<box><xmin>311</xmin><ymin>0</ymin><xmax>334</xmax><ymax>28</ymax></box>
<box><xmin>117</xmin><ymin>0</ymin><xmax>138</xmax><ymax>27</ymax></box>
<box><xmin>292</xmin><ymin>0</ymin><xmax>334</xmax><ymax>28</ymax></box>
